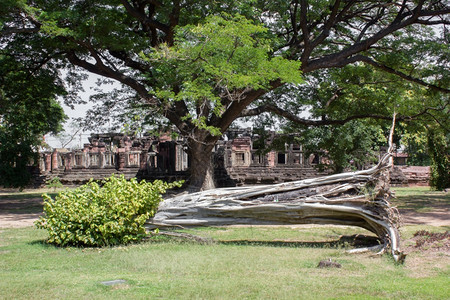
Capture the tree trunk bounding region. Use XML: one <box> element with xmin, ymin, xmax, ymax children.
<box><xmin>187</xmin><ymin>139</ymin><xmax>216</xmax><ymax>192</ymax></box>
<box><xmin>151</xmin><ymin>152</ymin><xmax>405</xmax><ymax>263</ymax></box>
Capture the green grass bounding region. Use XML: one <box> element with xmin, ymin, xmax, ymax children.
<box><xmin>0</xmin><ymin>187</ymin><xmax>66</xmax><ymax>197</ymax></box>
<box><xmin>0</xmin><ymin>189</ymin><xmax>61</xmax><ymax>214</ymax></box>
<box><xmin>0</xmin><ymin>225</ymin><xmax>449</xmax><ymax>300</ymax></box>
<box><xmin>0</xmin><ymin>187</ymin><xmax>448</xmax><ymax>299</ymax></box>
<box><xmin>392</xmin><ymin>187</ymin><xmax>449</xmax><ymax>213</ymax></box>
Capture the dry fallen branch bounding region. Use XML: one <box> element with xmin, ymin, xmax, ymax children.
<box><xmin>150</xmin><ymin>115</ymin><xmax>405</xmax><ymax>262</ymax></box>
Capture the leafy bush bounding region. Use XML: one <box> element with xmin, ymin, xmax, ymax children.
<box><xmin>46</xmin><ymin>176</ymin><xmax>63</xmax><ymax>191</ymax></box>
<box><xmin>35</xmin><ymin>175</ymin><xmax>183</xmax><ymax>247</ymax></box>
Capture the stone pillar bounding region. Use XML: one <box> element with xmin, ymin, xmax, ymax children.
<box><xmin>140</xmin><ymin>150</ymin><xmax>148</xmax><ymax>170</ymax></box>
<box><xmin>267</xmin><ymin>151</ymin><xmax>276</xmax><ymax>167</ymax></box>
<box><xmin>65</xmin><ymin>153</ymin><xmax>72</xmax><ymax>171</ymax></box>
<box><xmin>118</xmin><ymin>151</ymin><xmax>126</xmax><ymax>170</ymax></box>
<box><xmin>44</xmin><ymin>153</ymin><xmax>51</xmax><ymax>173</ymax></box>
<box><xmin>51</xmin><ymin>150</ymin><xmax>59</xmax><ymax>171</ymax></box>
<box><xmin>99</xmin><ymin>146</ymin><xmax>106</xmax><ymax>168</ymax></box>
<box><xmin>98</xmin><ymin>152</ymin><xmax>103</xmax><ymax>168</ymax></box>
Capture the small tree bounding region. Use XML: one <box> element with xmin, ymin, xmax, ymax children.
<box><xmin>427</xmin><ymin>128</ymin><xmax>450</xmax><ymax>190</ymax></box>
<box><xmin>46</xmin><ymin>177</ymin><xmax>63</xmax><ymax>192</ymax></box>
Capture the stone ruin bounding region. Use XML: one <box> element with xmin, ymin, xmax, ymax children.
<box><xmin>36</xmin><ymin>133</ymin><xmax>188</xmax><ymax>186</ymax></box>
<box><xmin>34</xmin><ymin>129</ymin><xmax>430</xmax><ymax>187</ymax></box>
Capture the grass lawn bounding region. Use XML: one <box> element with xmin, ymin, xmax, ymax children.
<box><xmin>0</xmin><ymin>187</ymin><xmax>448</xmax><ymax>299</ymax></box>
<box><xmin>392</xmin><ymin>186</ymin><xmax>449</xmax><ymax>213</ymax></box>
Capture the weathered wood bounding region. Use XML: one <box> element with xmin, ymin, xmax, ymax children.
<box><xmin>151</xmin><ymin>116</ymin><xmax>405</xmax><ymax>262</ymax></box>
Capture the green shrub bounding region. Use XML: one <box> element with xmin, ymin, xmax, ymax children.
<box><xmin>35</xmin><ymin>175</ymin><xmax>183</xmax><ymax>247</ymax></box>
<box><xmin>46</xmin><ymin>176</ymin><xmax>63</xmax><ymax>191</ymax></box>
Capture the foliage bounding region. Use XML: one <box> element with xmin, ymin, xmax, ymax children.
<box><xmin>275</xmin><ymin>120</ymin><xmax>386</xmax><ymax>173</ymax></box>
<box><xmin>315</xmin><ymin>122</ymin><xmax>385</xmax><ymax>173</ymax></box>
<box><xmin>1</xmin><ymin>0</ymin><xmax>448</xmax><ymax>190</ymax></box>
<box><xmin>427</xmin><ymin>128</ymin><xmax>450</xmax><ymax>190</ymax></box>
<box><xmin>249</xmin><ymin>62</ymin><xmax>447</xmax><ymax>172</ymax></box>
<box><xmin>45</xmin><ymin>177</ymin><xmax>63</xmax><ymax>192</ymax></box>
<box><xmin>83</xmin><ymin>14</ymin><xmax>303</xmax><ymax>136</ymax></box>
<box><xmin>400</xmin><ymin>130</ymin><xmax>431</xmax><ymax>166</ymax></box>
<box><xmin>35</xmin><ymin>175</ymin><xmax>183</xmax><ymax>247</ymax></box>
<box><xmin>147</xmin><ymin>14</ymin><xmax>303</xmax><ymax>126</ymax></box>
<box><xmin>0</xmin><ymin>55</ymin><xmax>66</xmax><ymax>187</ymax></box>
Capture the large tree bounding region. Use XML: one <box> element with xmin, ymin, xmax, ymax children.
<box><xmin>1</xmin><ymin>0</ymin><xmax>448</xmax><ymax>190</ymax></box>
<box><xmin>244</xmin><ymin>63</ymin><xmax>448</xmax><ymax>173</ymax></box>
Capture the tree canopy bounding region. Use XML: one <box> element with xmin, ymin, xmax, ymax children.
<box><xmin>1</xmin><ymin>0</ymin><xmax>448</xmax><ymax>190</ymax></box>
<box><xmin>0</xmin><ymin>55</ymin><xmax>66</xmax><ymax>187</ymax></box>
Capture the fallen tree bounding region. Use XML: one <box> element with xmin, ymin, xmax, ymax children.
<box><xmin>150</xmin><ymin>119</ymin><xmax>405</xmax><ymax>263</ymax></box>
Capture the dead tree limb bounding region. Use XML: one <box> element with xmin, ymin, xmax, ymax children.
<box><xmin>151</xmin><ymin>115</ymin><xmax>405</xmax><ymax>262</ymax></box>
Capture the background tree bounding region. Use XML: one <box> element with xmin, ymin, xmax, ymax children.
<box><xmin>427</xmin><ymin>126</ymin><xmax>450</xmax><ymax>190</ymax></box>
<box><xmin>0</xmin><ymin>55</ymin><xmax>66</xmax><ymax>187</ymax></box>
<box><xmin>1</xmin><ymin>0</ymin><xmax>448</xmax><ymax>190</ymax></box>
<box><xmin>297</xmin><ymin>121</ymin><xmax>386</xmax><ymax>173</ymax></box>
<box><xmin>400</xmin><ymin>130</ymin><xmax>431</xmax><ymax>166</ymax></box>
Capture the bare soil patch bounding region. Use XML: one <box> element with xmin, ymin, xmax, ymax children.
<box><xmin>402</xmin><ymin>231</ymin><xmax>450</xmax><ymax>277</ymax></box>
<box><xmin>399</xmin><ymin>208</ymin><xmax>449</xmax><ymax>227</ymax></box>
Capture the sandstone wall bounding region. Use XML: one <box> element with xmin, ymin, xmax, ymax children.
<box><xmin>390</xmin><ymin>166</ymin><xmax>430</xmax><ymax>186</ymax></box>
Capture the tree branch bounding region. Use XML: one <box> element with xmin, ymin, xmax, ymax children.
<box><xmin>239</xmin><ymin>103</ymin><xmax>434</xmax><ymax>126</ymax></box>
<box><xmin>299</xmin><ymin>0</ymin><xmax>310</xmax><ymax>60</ymax></box>
<box><xmin>355</xmin><ymin>6</ymin><xmax>386</xmax><ymax>42</ymax></box>
<box><xmin>306</xmin><ymin>53</ymin><xmax>449</xmax><ymax>93</ymax></box>
<box><xmin>356</xmin><ymin>56</ymin><xmax>449</xmax><ymax>93</ymax></box>
<box><xmin>307</xmin><ymin>0</ymin><xmax>341</xmax><ymax>53</ymax></box>
<box><xmin>303</xmin><ymin>0</ymin><xmax>447</xmax><ymax>73</ymax></box>
<box><xmin>65</xmin><ymin>51</ymin><xmax>157</xmax><ymax>105</ymax></box>
<box><xmin>119</xmin><ymin>0</ymin><xmax>169</xmax><ymax>36</ymax></box>
<box><xmin>416</xmin><ymin>19</ymin><xmax>450</xmax><ymax>25</ymax></box>
<box><xmin>0</xmin><ymin>26</ymin><xmax>40</xmax><ymax>36</ymax></box>
<box><xmin>108</xmin><ymin>50</ymin><xmax>150</xmax><ymax>73</ymax></box>
<box><xmin>210</xmin><ymin>80</ymin><xmax>283</xmax><ymax>139</ymax></box>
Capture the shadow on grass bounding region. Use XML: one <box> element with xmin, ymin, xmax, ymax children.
<box><xmin>218</xmin><ymin>234</ymin><xmax>381</xmax><ymax>249</ymax></box>
<box><xmin>151</xmin><ymin>233</ymin><xmax>381</xmax><ymax>249</ymax></box>
<box><xmin>0</xmin><ymin>192</ymin><xmax>58</xmax><ymax>200</ymax></box>
<box><xmin>0</xmin><ymin>193</ymin><xmax>59</xmax><ymax>215</ymax></box>
<box><xmin>393</xmin><ymin>194</ymin><xmax>449</xmax><ymax>213</ymax></box>
<box><xmin>28</xmin><ymin>239</ymin><xmax>102</xmax><ymax>250</ymax></box>
<box><xmin>26</xmin><ymin>233</ymin><xmax>381</xmax><ymax>253</ymax></box>
<box><xmin>0</xmin><ymin>193</ymin><xmax>42</xmax><ymax>200</ymax></box>
<box><xmin>28</xmin><ymin>239</ymin><xmax>56</xmax><ymax>249</ymax></box>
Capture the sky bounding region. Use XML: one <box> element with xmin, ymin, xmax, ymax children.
<box><xmin>43</xmin><ymin>75</ymin><xmax>304</xmax><ymax>149</ymax></box>
<box><xmin>44</xmin><ymin>74</ymin><xmax>104</xmax><ymax>149</ymax></box>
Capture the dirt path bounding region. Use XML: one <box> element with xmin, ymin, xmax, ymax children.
<box><xmin>0</xmin><ymin>213</ymin><xmax>42</xmax><ymax>228</ymax></box>
<box><xmin>399</xmin><ymin>208</ymin><xmax>449</xmax><ymax>227</ymax></box>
